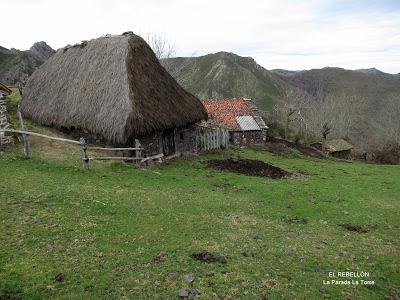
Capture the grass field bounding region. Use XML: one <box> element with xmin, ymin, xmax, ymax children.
<box><xmin>0</xmin><ymin>92</ymin><xmax>399</xmax><ymax>299</ymax></box>
<box><xmin>1</xmin><ymin>143</ymin><xmax>399</xmax><ymax>299</ymax></box>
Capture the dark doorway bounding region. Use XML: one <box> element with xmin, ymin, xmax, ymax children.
<box><xmin>162</xmin><ymin>129</ymin><xmax>175</xmax><ymax>156</ymax></box>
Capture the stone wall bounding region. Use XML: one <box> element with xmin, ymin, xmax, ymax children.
<box><xmin>138</xmin><ymin>124</ymin><xmax>198</xmax><ymax>157</ymax></box>
<box><xmin>0</xmin><ymin>92</ymin><xmax>13</xmax><ymax>146</ymax></box>
<box><xmin>330</xmin><ymin>149</ymin><xmax>351</xmax><ymax>159</ymax></box>
<box><xmin>175</xmin><ymin>125</ymin><xmax>198</xmax><ymax>156</ymax></box>
<box><xmin>230</xmin><ymin>130</ymin><xmax>266</xmax><ymax>147</ymax></box>
<box><xmin>139</xmin><ymin>132</ymin><xmax>163</xmax><ymax>157</ymax></box>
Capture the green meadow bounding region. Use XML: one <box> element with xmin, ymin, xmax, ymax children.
<box><xmin>1</xmin><ymin>144</ymin><xmax>399</xmax><ymax>299</ymax></box>
<box><xmin>0</xmin><ymin>91</ymin><xmax>399</xmax><ymax>299</ymax></box>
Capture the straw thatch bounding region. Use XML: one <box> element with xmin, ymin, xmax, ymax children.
<box><xmin>325</xmin><ymin>139</ymin><xmax>353</xmax><ymax>153</ymax></box>
<box><xmin>20</xmin><ymin>33</ymin><xmax>207</xmax><ymax>145</ymax></box>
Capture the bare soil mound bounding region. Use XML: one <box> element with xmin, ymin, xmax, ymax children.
<box><xmin>190</xmin><ymin>252</ymin><xmax>227</xmax><ymax>264</ymax></box>
<box><xmin>340</xmin><ymin>223</ymin><xmax>377</xmax><ymax>233</ymax></box>
<box><xmin>267</xmin><ymin>137</ymin><xmax>325</xmax><ymax>158</ymax></box>
<box><xmin>206</xmin><ymin>158</ymin><xmax>292</xmax><ymax>179</ymax></box>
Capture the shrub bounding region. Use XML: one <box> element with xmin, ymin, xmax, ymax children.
<box><xmin>373</xmin><ymin>142</ymin><xmax>400</xmax><ymax>165</ymax></box>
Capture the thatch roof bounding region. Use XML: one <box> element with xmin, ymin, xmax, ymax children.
<box><xmin>0</xmin><ymin>82</ymin><xmax>12</xmax><ymax>96</ymax></box>
<box><xmin>20</xmin><ymin>33</ymin><xmax>207</xmax><ymax>145</ymax></box>
<box><xmin>325</xmin><ymin>139</ymin><xmax>353</xmax><ymax>152</ymax></box>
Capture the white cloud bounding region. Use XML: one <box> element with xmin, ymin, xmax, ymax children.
<box><xmin>1</xmin><ymin>0</ymin><xmax>399</xmax><ymax>73</ymax></box>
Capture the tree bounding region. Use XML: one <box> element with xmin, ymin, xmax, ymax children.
<box><xmin>372</xmin><ymin>95</ymin><xmax>400</xmax><ymax>147</ymax></box>
<box><xmin>145</xmin><ymin>33</ymin><xmax>176</xmax><ymax>60</ymax></box>
<box><xmin>321</xmin><ymin>122</ymin><xmax>331</xmax><ymax>150</ymax></box>
<box><xmin>271</xmin><ymin>88</ymin><xmax>314</xmax><ymax>142</ymax></box>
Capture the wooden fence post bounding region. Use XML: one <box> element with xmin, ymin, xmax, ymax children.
<box><xmin>134</xmin><ymin>139</ymin><xmax>141</xmax><ymax>165</ymax></box>
<box><xmin>17</xmin><ymin>107</ymin><xmax>30</xmax><ymax>159</ymax></box>
<box><xmin>79</xmin><ymin>137</ymin><xmax>89</xmax><ymax>171</ymax></box>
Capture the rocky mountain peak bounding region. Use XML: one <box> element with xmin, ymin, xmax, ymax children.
<box><xmin>355</xmin><ymin>67</ymin><xmax>387</xmax><ymax>76</ymax></box>
<box><xmin>29</xmin><ymin>41</ymin><xmax>55</xmax><ymax>60</ymax></box>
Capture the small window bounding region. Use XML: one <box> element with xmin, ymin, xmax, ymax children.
<box><xmin>180</xmin><ymin>132</ymin><xmax>184</xmax><ymax>140</ymax></box>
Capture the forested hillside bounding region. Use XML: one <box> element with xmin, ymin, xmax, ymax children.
<box><xmin>271</xmin><ymin>67</ymin><xmax>400</xmax><ymax>150</ymax></box>
<box><xmin>164</xmin><ymin>52</ymin><xmax>400</xmax><ymax>150</ymax></box>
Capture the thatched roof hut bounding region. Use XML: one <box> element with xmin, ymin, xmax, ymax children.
<box><xmin>20</xmin><ymin>33</ymin><xmax>207</xmax><ymax>145</ymax></box>
<box><xmin>325</xmin><ymin>139</ymin><xmax>353</xmax><ymax>153</ymax></box>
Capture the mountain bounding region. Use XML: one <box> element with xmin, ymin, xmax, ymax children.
<box><xmin>271</xmin><ymin>69</ymin><xmax>304</xmax><ymax>77</ymax></box>
<box><xmin>271</xmin><ymin>67</ymin><xmax>400</xmax><ymax>101</ymax></box>
<box><xmin>163</xmin><ymin>53</ymin><xmax>400</xmax><ymax>150</ymax></box>
<box><xmin>163</xmin><ymin>52</ymin><xmax>288</xmax><ymax>110</ymax></box>
<box><xmin>354</xmin><ymin>67</ymin><xmax>390</xmax><ymax>77</ymax></box>
<box><xmin>0</xmin><ymin>42</ymin><xmax>55</xmax><ymax>86</ymax></box>
<box><xmin>271</xmin><ymin>67</ymin><xmax>400</xmax><ymax>149</ymax></box>
<box><xmin>1</xmin><ymin>41</ymin><xmax>398</xmax><ymax>150</ymax></box>
<box><xmin>29</xmin><ymin>41</ymin><xmax>55</xmax><ymax>60</ymax></box>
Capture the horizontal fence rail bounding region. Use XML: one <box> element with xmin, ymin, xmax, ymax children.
<box><xmin>0</xmin><ymin>129</ymin><xmax>81</xmax><ymax>145</ymax></box>
<box><xmin>0</xmin><ymin>127</ymin><xmax>147</xmax><ymax>171</ymax></box>
<box><xmin>89</xmin><ymin>157</ymin><xmax>142</xmax><ymax>161</ymax></box>
<box><xmin>87</xmin><ymin>146</ymin><xmax>143</xmax><ymax>151</ymax></box>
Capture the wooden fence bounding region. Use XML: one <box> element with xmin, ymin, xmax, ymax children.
<box><xmin>0</xmin><ymin>126</ymin><xmax>148</xmax><ymax>171</ymax></box>
<box><xmin>196</xmin><ymin>125</ymin><xmax>229</xmax><ymax>151</ymax></box>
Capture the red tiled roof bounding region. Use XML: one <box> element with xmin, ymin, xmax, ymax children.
<box><xmin>201</xmin><ymin>98</ymin><xmax>254</xmax><ymax>130</ymax></box>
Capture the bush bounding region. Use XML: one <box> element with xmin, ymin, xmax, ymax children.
<box><xmin>266</xmin><ymin>122</ymin><xmax>298</xmax><ymax>141</ymax></box>
<box><xmin>373</xmin><ymin>142</ymin><xmax>400</xmax><ymax>165</ymax></box>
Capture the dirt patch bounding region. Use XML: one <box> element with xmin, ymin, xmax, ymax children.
<box><xmin>266</xmin><ymin>137</ymin><xmax>325</xmax><ymax>158</ymax></box>
<box><xmin>190</xmin><ymin>252</ymin><xmax>227</xmax><ymax>264</ymax></box>
<box><xmin>54</xmin><ymin>273</ymin><xmax>65</xmax><ymax>282</ymax></box>
<box><xmin>384</xmin><ymin>287</ymin><xmax>400</xmax><ymax>300</ymax></box>
<box><xmin>206</xmin><ymin>158</ymin><xmax>292</xmax><ymax>179</ymax></box>
<box><xmin>265</xmin><ymin>143</ymin><xmax>302</xmax><ymax>157</ymax></box>
<box><xmin>152</xmin><ymin>252</ymin><xmax>167</xmax><ymax>263</ymax></box>
<box><xmin>340</xmin><ymin>223</ymin><xmax>377</xmax><ymax>233</ymax></box>
<box><xmin>284</xmin><ymin>216</ymin><xmax>308</xmax><ymax>224</ymax></box>
<box><xmin>297</xmin><ymin>145</ymin><xmax>326</xmax><ymax>158</ymax></box>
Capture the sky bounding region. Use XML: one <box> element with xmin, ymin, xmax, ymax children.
<box><xmin>2</xmin><ymin>0</ymin><xmax>400</xmax><ymax>74</ymax></box>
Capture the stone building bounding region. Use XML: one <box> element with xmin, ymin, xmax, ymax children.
<box><xmin>201</xmin><ymin>98</ymin><xmax>268</xmax><ymax>146</ymax></box>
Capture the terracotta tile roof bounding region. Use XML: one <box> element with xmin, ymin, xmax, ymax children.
<box><xmin>201</xmin><ymin>98</ymin><xmax>255</xmax><ymax>130</ymax></box>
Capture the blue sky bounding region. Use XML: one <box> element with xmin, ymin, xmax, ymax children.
<box><xmin>2</xmin><ymin>0</ymin><xmax>400</xmax><ymax>73</ymax></box>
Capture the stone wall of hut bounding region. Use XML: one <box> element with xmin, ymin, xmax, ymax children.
<box><xmin>174</xmin><ymin>126</ymin><xmax>198</xmax><ymax>156</ymax></box>
<box><xmin>330</xmin><ymin>149</ymin><xmax>351</xmax><ymax>159</ymax></box>
<box><xmin>230</xmin><ymin>130</ymin><xmax>267</xmax><ymax>147</ymax></box>
<box><xmin>139</xmin><ymin>132</ymin><xmax>163</xmax><ymax>157</ymax></box>
<box><xmin>138</xmin><ymin>124</ymin><xmax>198</xmax><ymax>158</ymax></box>
<box><xmin>0</xmin><ymin>91</ymin><xmax>13</xmax><ymax>147</ymax></box>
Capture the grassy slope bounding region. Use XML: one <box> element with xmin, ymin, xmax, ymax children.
<box><xmin>165</xmin><ymin>52</ymin><xmax>287</xmax><ymax>111</ymax></box>
<box><xmin>0</xmin><ymin>93</ymin><xmax>399</xmax><ymax>299</ymax></box>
